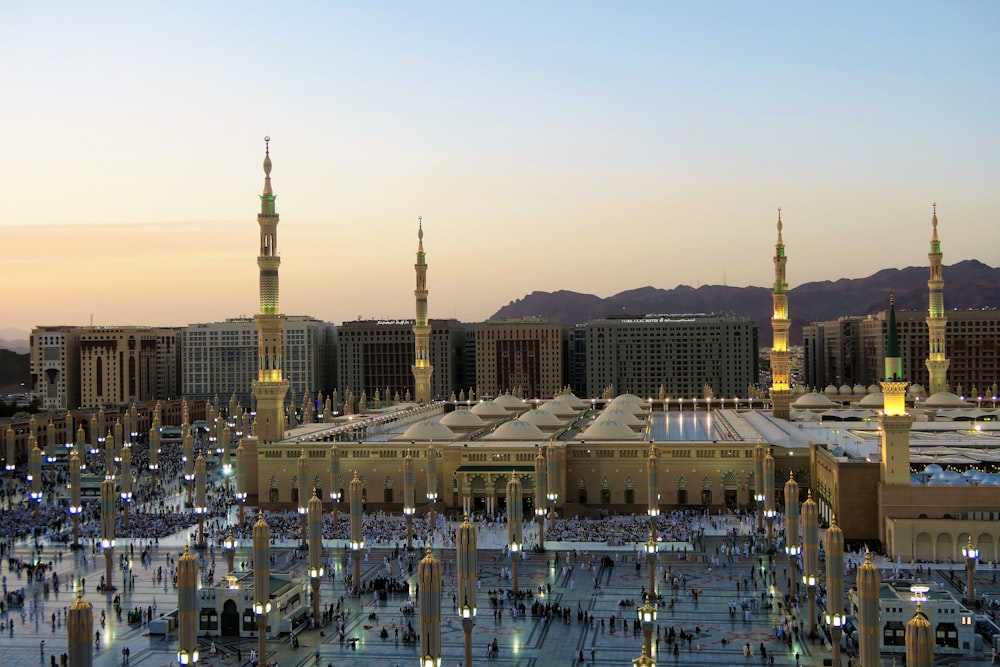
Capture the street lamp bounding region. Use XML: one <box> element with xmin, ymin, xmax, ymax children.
<box><xmin>637</xmin><ymin>594</ymin><xmax>657</xmax><ymax>657</ymax></box>
<box><xmin>632</xmin><ymin>644</ymin><xmax>656</xmax><ymax>667</ymax></box>
<box><xmin>224</xmin><ymin>530</ymin><xmax>236</xmax><ymax>573</ymax></box>
<box><xmin>826</xmin><ymin>612</ymin><xmax>845</xmax><ymax>667</ymax></box>
<box><xmin>457</xmin><ymin>515</ymin><xmax>477</xmax><ymax>667</ymax></box>
<box><xmin>507</xmin><ymin>472</ymin><xmax>523</xmax><ymax>594</ymax></box>
<box><xmin>962</xmin><ymin>538</ymin><xmax>979</xmax><ymax>604</ymax></box>
<box><xmin>403</xmin><ymin>451</ymin><xmax>415</xmax><ymax>550</ymax></box>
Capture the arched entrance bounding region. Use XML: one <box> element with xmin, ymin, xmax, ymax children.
<box><xmin>221</xmin><ymin>599</ymin><xmax>240</xmax><ymax>637</ymax></box>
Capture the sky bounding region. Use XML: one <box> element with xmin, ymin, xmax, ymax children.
<box><xmin>3</xmin><ymin>1</ymin><xmax>999</xmax><ymax>337</ymax></box>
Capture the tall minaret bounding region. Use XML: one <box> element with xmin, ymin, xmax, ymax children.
<box><xmin>411</xmin><ymin>217</ymin><xmax>434</xmax><ymax>403</ymax></box>
<box><xmin>879</xmin><ymin>294</ymin><xmax>914</xmax><ymax>486</ymax></box>
<box><xmin>252</xmin><ymin>137</ymin><xmax>290</xmax><ymax>443</ymax></box>
<box><xmin>770</xmin><ymin>209</ymin><xmax>792</xmax><ymax>419</ymax></box>
<box><xmin>925</xmin><ymin>203</ymin><xmax>949</xmax><ymax>395</ymax></box>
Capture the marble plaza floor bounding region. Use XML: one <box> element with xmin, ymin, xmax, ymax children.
<box><xmin>1</xmin><ymin>520</ymin><xmax>996</xmax><ymax>667</ymax></box>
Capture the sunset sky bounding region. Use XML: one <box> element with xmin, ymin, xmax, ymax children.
<box><xmin>4</xmin><ymin>2</ymin><xmax>999</xmax><ymax>336</ymax></box>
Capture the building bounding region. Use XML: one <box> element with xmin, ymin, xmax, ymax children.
<box><xmin>30</xmin><ymin>325</ymin><xmax>181</xmax><ymax>409</ymax></box>
<box><xmin>181</xmin><ymin>317</ymin><xmax>336</xmax><ymax>405</ymax></box>
<box><xmin>337</xmin><ymin>319</ymin><xmax>468</xmax><ymax>400</ymax></box>
<box><xmin>802</xmin><ymin>317</ymin><xmax>865</xmax><ymax>390</ymax></box>
<box><xmin>476</xmin><ymin>319</ymin><xmax>567</xmax><ymax>399</ymax></box>
<box><xmin>583</xmin><ymin>315</ymin><xmax>758</xmax><ymax>399</ymax></box>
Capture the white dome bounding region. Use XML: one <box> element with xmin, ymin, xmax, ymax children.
<box><xmin>471</xmin><ymin>401</ymin><xmax>509</xmax><ymax>417</ymax></box>
<box><xmin>608</xmin><ymin>396</ymin><xmax>648</xmax><ymax>415</ymax></box>
<box><xmin>857</xmin><ymin>392</ymin><xmax>884</xmax><ymax>408</ymax></box>
<box><xmin>908</xmin><ymin>384</ymin><xmax>927</xmax><ymax>399</ymax></box>
<box><xmin>839</xmin><ymin>384</ymin><xmax>852</xmax><ymax>395</ymax></box>
<box><xmin>867</xmin><ymin>384</ymin><xmax>881</xmax><ymax>394</ymax></box>
<box><xmin>852</xmin><ymin>384</ymin><xmax>866</xmax><ymax>394</ymax></box>
<box><xmin>540</xmin><ymin>399</ymin><xmax>579</xmax><ymax>417</ymax></box>
<box><xmin>824</xmin><ymin>385</ymin><xmax>839</xmax><ymax>395</ymax></box>
<box><xmin>493</xmin><ymin>394</ymin><xmax>526</xmax><ymax>410</ymax></box>
<box><xmin>924</xmin><ymin>392</ymin><xmax>967</xmax><ymax>409</ymax></box>
<box><xmin>485</xmin><ymin>420</ymin><xmax>546</xmax><ymax>440</ymax></box>
<box><xmin>579</xmin><ymin>420</ymin><xmax>642</xmax><ymax>440</ymax></box>
<box><xmin>519</xmin><ymin>409</ymin><xmax>563</xmax><ymax>427</ymax></box>
<box><xmin>792</xmin><ymin>392</ymin><xmax>838</xmax><ymax>409</ymax></box>
<box><xmin>556</xmin><ymin>393</ymin><xmax>589</xmax><ymax>410</ymax></box>
<box><xmin>400</xmin><ymin>420</ymin><xmax>456</xmax><ymax>441</ymax></box>
<box><xmin>440</xmin><ymin>410</ymin><xmax>486</xmax><ymax>428</ymax></box>
<box><xmin>595</xmin><ymin>408</ymin><xmax>644</xmax><ymax>426</ymax></box>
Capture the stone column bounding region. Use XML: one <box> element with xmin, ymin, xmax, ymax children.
<box><xmin>100</xmin><ymin>477</ymin><xmax>115</xmax><ymax>592</ymax></box>
<box><xmin>763</xmin><ymin>448</ymin><xmax>776</xmax><ymax>545</ymax></box>
<box><xmin>802</xmin><ymin>490</ymin><xmax>819</xmax><ymax>636</ymax></box>
<box><xmin>784</xmin><ymin>472</ymin><xmax>800</xmax><ymax>598</ymax></box>
<box><xmin>456</xmin><ymin>516</ymin><xmax>477</xmax><ymax>667</ymax></box>
<box><xmin>825</xmin><ymin>515</ymin><xmax>845</xmax><ymax>667</ymax></box>
<box><xmin>253</xmin><ymin>515</ymin><xmax>271</xmax><ymax>665</ymax></box>
<box><xmin>418</xmin><ymin>546</ymin><xmax>442</xmax><ymax>667</ymax></box>
<box><xmin>350</xmin><ymin>471</ymin><xmax>364</xmax><ymax>590</ymax></box>
<box><xmin>308</xmin><ymin>491</ymin><xmax>324</xmax><ymax>627</ymax></box>
<box><xmin>856</xmin><ymin>549</ymin><xmax>881</xmax><ymax>667</ymax></box>
<box><xmin>506</xmin><ymin>473</ymin><xmax>523</xmax><ymax>594</ymax></box>
<box><xmin>905</xmin><ymin>602</ymin><xmax>934</xmax><ymax>667</ymax></box>
<box><xmin>177</xmin><ymin>545</ymin><xmax>199</xmax><ymax>666</ymax></box>
<box><xmin>534</xmin><ymin>450</ymin><xmax>547</xmax><ymax>548</ymax></box>
<box><xmin>194</xmin><ymin>453</ymin><xmax>207</xmax><ymax>548</ymax></box>
<box><xmin>67</xmin><ymin>592</ymin><xmax>93</xmax><ymax>667</ymax></box>
<box><xmin>403</xmin><ymin>453</ymin><xmax>415</xmax><ymax>550</ymax></box>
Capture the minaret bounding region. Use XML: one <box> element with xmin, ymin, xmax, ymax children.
<box><xmin>925</xmin><ymin>203</ymin><xmax>949</xmax><ymax>395</ymax></box>
<box><xmin>252</xmin><ymin>136</ymin><xmax>290</xmax><ymax>443</ymax></box>
<box><xmin>879</xmin><ymin>294</ymin><xmax>914</xmax><ymax>486</ymax></box>
<box><xmin>856</xmin><ymin>549</ymin><xmax>882</xmax><ymax>667</ymax></box>
<box><xmin>770</xmin><ymin>209</ymin><xmax>792</xmax><ymax>419</ymax></box>
<box><xmin>411</xmin><ymin>217</ymin><xmax>434</xmax><ymax>403</ymax></box>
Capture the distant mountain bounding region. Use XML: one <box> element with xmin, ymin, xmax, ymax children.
<box><xmin>489</xmin><ymin>260</ymin><xmax>1000</xmax><ymax>346</ymax></box>
<box><xmin>0</xmin><ymin>350</ymin><xmax>29</xmax><ymax>393</ymax></box>
<box><xmin>0</xmin><ymin>338</ymin><xmax>29</xmax><ymax>354</ymax></box>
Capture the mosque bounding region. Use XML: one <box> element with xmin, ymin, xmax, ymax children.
<box><xmin>234</xmin><ymin>141</ymin><xmax>999</xmax><ymax>563</ymax></box>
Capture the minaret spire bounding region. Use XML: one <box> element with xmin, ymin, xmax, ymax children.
<box><xmin>925</xmin><ymin>203</ymin><xmax>949</xmax><ymax>395</ymax></box>
<box><xmin>252</xmin><ymin>136</ymin><xmax>290</xmax><ymax>443</ymax></box>
<box><xmin>770</xmin><ymin>208</ymin><xmax>792</xmax><ymax>419</ymax></box>
<box><xmin>879</xmin><ymin>293</ymin><xmax>913</xmax><ymax>486</ymax></box>
<box><xmin>412</xmin><ymin>217</ymin><xmax>434</xmax><ymax>403</ymax></box>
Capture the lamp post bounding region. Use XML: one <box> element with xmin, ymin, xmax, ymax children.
<box><xmin>120</xmin><ymin>445</ymin><xmax>134</xmax><ymax>531</ymax></box>
<box><xmin>456</xmin><ymin>515</ymin><xmax>477</xmax><ymax>667</ymax></box>
<box><xmin>753</xmin><ymin>440</ymin><xmax>764</xmax><ymax>532</ymax></box>
<box><xmin>506</xmin><ymin>472</ymin><xmax>523</xmax><ymax>595</ymax></box>
<box><xmin>148</xmin><ymin>423</ymin><xmax>160</xmax><ymax>473</ymax></box>
<box><xmin>67</xmin><ymin>592</ymin><xmax>93</xmax><ymax>667</ymax></box>
<box><xmin>297</xmin><ymin>452</ymin><xmax>309</xmax><ymax>549</ymax></box>
<box><xmin>638</xmin><ymin>594</ymin><xmax>657</xmax><ymax>657</ymax></box>
<box><xmin>235</xmin><ymin>442</ymin><xmax>248</xmax><ymax>525</ymax></box>
<box><xmin>404</xmin><ymin>452</ymin><xmax>416</xmax><ymax>550</ymax></box>
<box><xmin>962</xmin><ymin>537</ymin><xmax>979</xmax><ymax>604</ymax></box>
<box><xmin>68</xmin><ymin>451</ymin><xmax>83</xmax><ymax>548</ymax></box>
<box><xmin>418</xmin><ymin>546</ymin><xmax>442</xmax><ymax>667</ymax></box>
<box><xmin>253</xmin><ymin>515</ymin><xmax>272</xmax><ymax>665</ymax></box>
<box><xmin>426</xmin><ymin>447</ymin><xmax>438</xmax><ymax>544</ymax></box>
<box><xmin>194</xmin><ymin>452</ymin><xmax>207</xmax><ymax>548</ymax></box>
<box><xmin>802</xmin><ymin>490</ymin><xmax>819</xmax><ymax>637</ymax></box>
<box><xmin>784</xmin><ymin>471</ymin><xmax>799</xmax><ymax>598</ymax></box>
<box><xmin>349</xmin><ymin>471</ymin><xmax>364</xmax><ymax>592</ymax></box>
<box><xmin>28</xmin><ymin>436</ymin><xmax>43</xmax><ymax>531</ymax></box>
<box><xmin>632</xmin><ymin>645</ymin><xmax>656</xmax><ymax>667</ymax></box>
<box><xmin>647</xmin><ymin>444</ymin><xmax>659</xmax><ymax>597</ymax></box>
<box><xmin>329</xmin><ymin>444</ymin><xmax>342</xmax><ymax>544</ymax></box>
<box><xmin>763</xmin><ymin>448</ymin><xmax>776</xmax><ymax>547</ymax></box>
<box><xmin>100</xmin><ymin>477</ymin><xmax>116</xmax><ymax>592</ymax></box>
<box><xmin>183</xmin><ymin>432</ymin><xmax>195</xmax><ymax>506</ymax></box>
<box><xmin>546</xmin><ymin>443</ymin><xmax>558</xmax><ymax>532</ymax></box>
<box><xmin>4</xmin><ymin>424</ymin><xmax>14</xmax><ymax>471</ymax></box>
<box><xmin>177</xmin><ymin>544</ymin><xmax>199</xmax><ymax>666</ymax></box>
<box><xmin>534</xmin><ymin>449</ymin><xmax>547</xmax><ymax>548</ymax></box>
<box><xmin>223</xmin><ymin>529</ymin><xmax>236</xmax><ymax>573</ymax></box>
<box><xmin>825</xmin><ymin>515</ymin><xmax>845</xmax><ymax>667</ymax></box>
<box><xmin>308</xmin><ymin>491</ymin><xmax>324</xmax><ymax>628</ymax></box>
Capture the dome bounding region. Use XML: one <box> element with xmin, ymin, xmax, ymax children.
<box><xmin>608</xmin><ymin>396</ymin><xmax>648</xmax><ymax>415</ymax></box>
<box><xmin>493</xmin><ymin>394</ymin><xmax>526</xmax><ymax>410</ymax></box>
<box><xmin>852</xmin><ymin>384</ymin><xmax>866</xmax><ymax>394</ymax></box>
<box><xmin>857</xmin><ymin>392</ymin><xmax>884</xmax><ymax>408</ymax></box>
<box><xmin>908</xmin><ymin>384</ymin><xmax>927</xmax><ymax>399</ymax></box>
<box><xmin>518</xmin><ymin>409</ymin><xmax>563</xmax><ymax>427</ymax></box>
<box><xmin>579</xmin><ymin>420</ymin><xmax>642</xmax><ymax>440</ymax></box>
<box><xmin>555</xmin><ymin>393</ymin><xmax>589</xmax><ymax>410</ymax></box>
<box><xmin>485</xmin><ymin>419</ymin><xmax>546</xmax><ymax>440</ymax></box>
<box><xmin>867</xmin><ymin>384</ymin><xmax>881</xmax><ymax>394</ymax></box>
<box><xmin>595</xmin><ymin>408</ymin><xmax>644</xmax><ymax>426</ymax></box>
<box><xmin>923</xmin><ymin>463</ymin><xmax>944</xmax><ymax>474</ymax></box>
<box><xmin>440</xmin><ymin>410</ymin><xmax>486</xmax><ymax>428</ymax></box>
<box><xmin>839</xmin><ymin>384</ymin><xmax>853</xmax><ymax>395</ymax></box>
<box><xmin>791</xmin><ymin>392</ymin><xmax>838</xmax><ymax>409</ymax></box>
<box><xmin>471</xmin><ymin>401</ymin><xmax>509</xmax><ymax>417</ymax></box>
<box><xmin>924</xmin><ymin>392</ymin><xmax>967</xmax><ymax>409</ymax></box>
<box><xmin>399</xmin><ymin>420</ymin><xmax>456</xmax><ymax>441</ymax></box>
<box><xmin>824</xmin><ymin>385</ymin><xmax>839</xmax><ymax>395</ymax></box>
<box><xmin>539</xmin><ymin>399</ymin><xmax>578</xmax><ymax>417</ymax></box>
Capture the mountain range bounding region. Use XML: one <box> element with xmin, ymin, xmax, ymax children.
<box><xmin>488</xmin><ymin>259</ymin><xmax>1000</xmax><ymax>347</ymax></box>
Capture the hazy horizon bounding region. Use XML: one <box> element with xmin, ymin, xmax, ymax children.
<box><xmin>5</xmin><ymin>2</ymin><xmax>999</xmax><ymax>334</ymax></box>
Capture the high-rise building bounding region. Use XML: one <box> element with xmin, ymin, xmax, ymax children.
<box><xmin>476</xmin><ymin>319</ymin><xmax>567</xmax><ymax>399</ymax></box>
<box><xmin>583</xmin><ymin>314</ymin><xmax>757</xmax><ymax>399</ymax></box>
<box><xmin>338</xmin><ymin>319</ymin><xmax>468</xmax><ymax>400</ymax></box>
<box><xmin>802</xmin><ymin>317</ymin><xmax>865</xmax><ymax>390</ymax></box>
<box><xmin>30</xmin><ymin>325</ymin><xmax>181</xmax><ymax>409</ymax></box>
<box><xmin>411</xmin><ymin>219</ymin><xmax>433</xmax><ymax>403</ymax></box>
<box><xmin>251</xmin><ymin>138</ymin><xmax>289</xmax><ymax>443</ymax></box>
<box><xmin>181</xmin><ymin>317</ymin><xmax>336</xmax><ymax>404</ymax></box>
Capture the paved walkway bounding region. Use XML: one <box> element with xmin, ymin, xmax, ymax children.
<box><xmin>1</xmin><ymin>519</ymin><xmax>996</xmax><ymax>667</ymax></box>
